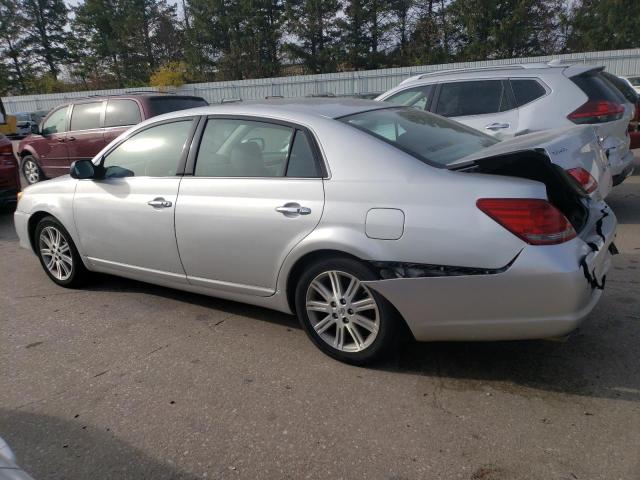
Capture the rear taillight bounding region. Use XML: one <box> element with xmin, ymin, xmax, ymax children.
<box><xmin>0</xmin><ymin>143</ymin><xmax>12</xmax><ymax>155</ymax></box>
<box><xmin>566</xmin><ymin>167</ymin><xmax>598</xmax><ymax>194</ymax></box>
<box><xmin>477</xmin><ymin>198</ymin><xmax>577</xmax><ymax>245</ymax></box>
<box><xmin>568</xmin><ymin>100</ymin><xmax>625</xmax><ymax>124</ymax></box>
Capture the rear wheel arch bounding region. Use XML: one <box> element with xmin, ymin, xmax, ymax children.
<box><xmin>285</xmin><ymin>249</ymin><xmax>367</xmax><ymax>314</ymax></box>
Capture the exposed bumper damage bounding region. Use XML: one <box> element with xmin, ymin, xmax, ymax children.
<box><xmin>364</xmin><ymin>203</ymin><xmax>617</xmax><ymax>342</ymax></box>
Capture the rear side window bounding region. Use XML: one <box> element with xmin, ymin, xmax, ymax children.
<box><xmin>435</xmin><ymin>80</ymin><xmax>512</xmax><ymax>117</ymax></box>
<box><xmin>105</xmin><ymin>99</ymin><xmax>142</xmax><ymax>127</ymax></box>
<box><xmin>510</xmin><ymin>79</ymin><xmax>546</xmax><ymax>106</ymax></box>
<box><xmin>70</xmin><ymin>102</ymin><xmax>103</xmax><ymax>131</ymax></box>
<box><xmin>384</xmin><ymin>86</ymin><xmax>433</xmax><ymax>110</ymax></box>
<box><xmin>286</xmin><ymin>130</ymin><xmax>320</xmax><ymax>177</ymax></box>
<box><xmin>195</xmin><ymin>119</ymin><xmax>294</xmax><ymax>177</ymax></box>
<box><xmin>571</xmin><ymin>72</ymin><xmax>625</xmax><ymax>104</ymax></box>
<box><xmin>148</xmin><ymin>97</ymin><xmax>208</xmax><ymax>116</ymax></box>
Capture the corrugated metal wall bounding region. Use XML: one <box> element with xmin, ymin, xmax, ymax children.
<box><xmin>4</xmin><ymin>48</ymin><xmax>640</xmax><ymax>114</ymax></box>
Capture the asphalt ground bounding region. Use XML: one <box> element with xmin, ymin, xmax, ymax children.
<box><xmin>1</xmin><ymin>158</ymin><xmax>639</xmax><ymax>480</ymax></box>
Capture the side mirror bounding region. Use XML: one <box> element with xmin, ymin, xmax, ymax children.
<box><xmin>70</xmin><ymin>159</ymin><xmax>96</xmax><ymax>179</ymax></box>
<box><xmin>31</xmin><ymin>123</ymin><xmax>40</xmax><ymax>135</ymax></box>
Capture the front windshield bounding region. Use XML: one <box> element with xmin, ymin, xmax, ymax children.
<box><xmin>339</xmin><ymin>107</ymin><xmax>498</xmax><ymax>167</ymax></box>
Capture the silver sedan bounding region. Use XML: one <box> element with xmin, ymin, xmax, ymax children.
<box><xmin>14</xmin><ymin>99</ymin><xmax>617</xmax><ymax>364</ymax></box>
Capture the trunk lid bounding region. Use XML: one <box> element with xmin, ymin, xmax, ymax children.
<box><xmin>449</xmin><ymin>125</ymin><xmax>612</xmax><ymax>199</ymax></box>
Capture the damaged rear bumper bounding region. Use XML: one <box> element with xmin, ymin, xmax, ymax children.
<box><xmin>364</xmin><ymin>202</ymin><xmax>617</xmax><ymax>342</ymax></box>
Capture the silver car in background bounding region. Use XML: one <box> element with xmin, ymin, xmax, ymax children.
<box><xmin>377</xmin><ymin>62</ymin><xmax>635</xmax><ymax>187</ymax></box>
<box><xmin>15</xmin><ymin>99</ymin><xmax>617</xmax><ymax>364</ymax></box>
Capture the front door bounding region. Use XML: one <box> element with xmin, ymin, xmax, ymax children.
<box><xmin>37</xmin><ymin>105</ymin><xmax>70</xmax><ymax>178</ymax></box>
<box><xmin>175</xmin><ymin>117</ymin><xmax>325</xmax><ymax>296</ymax></box>
<box><xmin>74</xmin><ymin>118</ymin><xmax>196</xmax><ymax>285</ymax></box>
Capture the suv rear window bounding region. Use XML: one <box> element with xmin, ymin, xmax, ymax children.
<box><xmin>340</xmin><ymin>107</ymin><xmax>498</xmax><ymax>167</ymax></box>
<box><xmin>571</xmin><ymin>71</ymin><xmax>626</xmax><ymax>104</ymax></box>
<box><xmin>601</xmin><ymin>72</ymin><xmax>638</xmax><ymax>103</ymax></box>
<box><xmin>148</xmin><ymin>97</ymin><xmax>208</xmax><ymax>116</ymax></box>
<box><xmin>510</xmin><ymin>79</ymin><xmax>546</xmax><ymax>106</ymax></box>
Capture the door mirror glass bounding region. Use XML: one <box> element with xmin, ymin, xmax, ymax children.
<box><xmin>70</xmin><ymin>159</ymin><xmax>96</xmax><ymax>179</ymax></box>
<box><xmin>31</xmin><ymin>123</ymin><xmax>40</xmax><ymax>135</ymax></box>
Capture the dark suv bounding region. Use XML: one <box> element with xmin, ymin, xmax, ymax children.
<box><xmin>18</xmin><ymin>93</ymin><xmax>208</xmax><ymax>184</ymax></box>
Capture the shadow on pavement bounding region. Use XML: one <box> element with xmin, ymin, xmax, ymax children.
<box><xmin>0</xmin><ymin>409</ymin><xmax>201</xmax><ymax>480</ymax></box>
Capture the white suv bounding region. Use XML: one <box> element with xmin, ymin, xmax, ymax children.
<box><xmin>377</xmin><ymin>62</ymin><xmax>635</xmax><ymax>186</ymax></box>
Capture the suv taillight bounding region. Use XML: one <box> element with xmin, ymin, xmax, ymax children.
<box><xmin>566</xmin><ymin>167</ymin><xmax>598</xmax><ymax>194</ymax></box>
<box><xmin>477</xmin><ymin>198</ymin><xmax>577</xmax><ymax>245</ymax></box>
<box><xmin>567</xmin><ymin>100</ymin><xmax>625</xmax><ymax>124</ymax></box>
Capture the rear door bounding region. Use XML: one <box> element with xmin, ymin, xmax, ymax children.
<box><xmin>432</xmin><ymin>79</ymin><xmax>519</xmax><ymax>139</ymax></box>
<box><xmin>67</xmin><ymin>100</ymin><xmax>106</xmax><ymax>164</ymax></box>
<box><xmin>103</xmin><ymin>98</ymin><xmax>143</xmax><ymax>144</ymax></box>
<box><xmin>175</xmin><ymin>116</ymin><xmax>325</xmax><ymax>296</ymax></box>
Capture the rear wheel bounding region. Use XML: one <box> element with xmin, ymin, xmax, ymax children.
<box><xmin>21</xmin><ymin>155</ymin><xmax>43</xmax><ymax>184</ymax></box>
<box><xmin>295</xmin><ymin>257</ymin><xmax>399</xmax><ymax>365</ymax></box>
<box><xmin>35</xmin><ymin>216</ymin><xmax>89</xmax><ymax>287</ymax></box>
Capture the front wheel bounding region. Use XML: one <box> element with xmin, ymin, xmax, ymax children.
<box><xmin>21</xmin><ymin>155</ymin><xmax>44</xmax><ymax>184</ymax></box>
<box><xmin>295</xmin><ymin>257</ymin><xmax>399</xmax><ymax>365</ymax></box>
<box><xmin>35</xmin><ymin>216</ymin><xmax>89</xmax><ymax>287</ymax></box>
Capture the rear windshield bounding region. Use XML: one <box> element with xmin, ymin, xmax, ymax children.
<box><xmin>571</xmin><ymin>72</ymin><xmax>626</xmax><ymax>104</ymax></box>
<box><xmin>601</xmin><ymin>72</ymin><xmax>638</xmax><ymax>103</ymax></box>
<box><xmin>148</xmin><ymin>96</ymin><xmax>208</xmax><ymax>116</ymax></box>
<box><xmin>339</xmin><ymin>107</ymin><xmax>498</xmax><ymax>167</ymax></box>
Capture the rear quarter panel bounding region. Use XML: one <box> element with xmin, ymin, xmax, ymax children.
<box><xmin>278</xmin><ymin>120</ymin><xmax>544</xmax><ymax>289</ymax></box>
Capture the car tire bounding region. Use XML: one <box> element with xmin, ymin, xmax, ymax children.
<box><xmin>295</xmin><ymin>257</ymin><xmax>399</xmax><ymax>365</ymax></box>
<box><xmin>35</xmin><ymin>216</ymin><xmax>89</xmax><ymax>288</ymax></box>
<box><xmin>21</xmin><ymin>155</ymin><xmax>44</xmax><ymax>185</ymax></box>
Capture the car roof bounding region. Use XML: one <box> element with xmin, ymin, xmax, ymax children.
<box><xmin>147</xmin><ymin>97</ymin><xmax>389</xmax><ymax>122</ymax></box>
<box><xmin>398</xmin><ymin>62</ymin><xmax>603</xmax><ymax>86</ymax></box>
<box><xmin>58</xmin><ymin>93</ymin><xmax>205</xmax><ymax>105</ymax></box>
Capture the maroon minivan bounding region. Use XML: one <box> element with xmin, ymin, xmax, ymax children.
<box><xmin>17</xmin><ymin>93</ymin><xmax>208</xmax><ymax>184</ymax></box>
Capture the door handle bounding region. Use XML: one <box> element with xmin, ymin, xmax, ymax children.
<box><xmin>485</xmin><ymin>122</ymin><xmax>510</xmax><ymax>130</ymax></box>
<box><xmin>147</xmin><ymin>197</ymin><xmax>172</xmax><ymax>208</ymax></box>
<box><xmin>67</xmin><ymin>136</ymin><xmax>76</xmax><ymax>141</ymax></box>
<box><xmin>276</xmin><ymin>203</ymin><xmax>311</xmax><ymax>216</ymax></box>
<box><xmin>57</xmin><ymin>137</ymin><xmax>66</xmax><ymax>143</ymax></box>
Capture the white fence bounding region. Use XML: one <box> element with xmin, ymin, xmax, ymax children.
<box><xmin>4</xmin><ymin>48</ymin><xmax>640</xmax><ymax>114</ymax></box>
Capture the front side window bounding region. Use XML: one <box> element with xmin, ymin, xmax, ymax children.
<box><xmin>384</xmin><ymin>86</ymin><xmax>432</xmax><ymax>111</ymax></box>
<box><xmin>70</xmin><ymin>102</ymin><xmax>103</xmax><ymax>131</ymax></box>
<box><xmin>103</xmin><ymin>120</ymin><xmax>193</xmax><ymax>178</ymax></box>
<box><xmin>195</xmin><ymin>119</ymin><xmax>294</xmax><ymax>177</ymax></box>
<box><xmin>42</xmin><ymin>107</ymin><xmax>67</xmax><ymax>135</ymax></box>
<box><xmin>340</xmin><ymin>107</ymin><xmax>498</xmax><ymax>167</ymax></box>
<box><xmin>435</xmin><ymin>80</ymin><xmax>511</xmax><ymax>117</ymax></box>
<box><xmin>105</xmin><ymin>99</ymin><xmax>142</xmax><ymax>127</ymax></box>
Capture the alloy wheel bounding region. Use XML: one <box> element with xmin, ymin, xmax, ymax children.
<box><xmin>305</xmin><ymin>270</ymin><xmax>380</xmax><ymax>352</ymax></box>
<box><xmin>23</xmin><ymin>158</ymin><xmax>40</xmax><ymax>184</ymax></box>
<box><xmin>39</xmin><ymin>226</ymin><xmax>73</xmax><ymax>281</ymax></box>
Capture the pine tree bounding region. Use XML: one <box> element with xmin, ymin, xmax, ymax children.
<box><xmin>21</xmin><ymin>0</ymin><xmax>70</xmax><ymax>79</ymax></box>
<box><xmin>284</xmin><ymin>0</ymin><xmax>342</xmax><ymax>74</ymax></box>
<box><xmin>0</xmin><ymin>0</ymin><xmax>31</xmax><ymax>92</ymax></box>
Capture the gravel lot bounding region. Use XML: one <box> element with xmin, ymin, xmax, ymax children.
<box><xmin>1</xmin><ymin>166</ymin><xmax>639</xmax><ymax>480</ymax></box>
